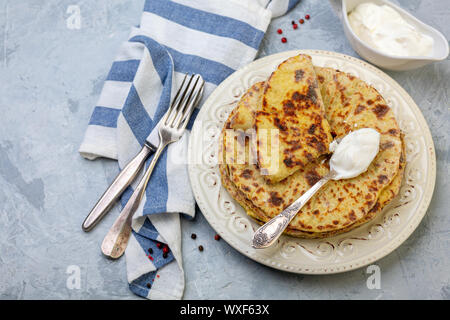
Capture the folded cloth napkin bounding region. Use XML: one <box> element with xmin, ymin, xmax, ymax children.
<box><xmin>79</xmin><ymin>0</ymin><xmax>300</xmax><ymax>300</ymax></box>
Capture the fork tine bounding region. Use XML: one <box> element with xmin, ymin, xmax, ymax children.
<box><xmin>167</xmin><ymin>74</ymin><xmax>197</xmax><ymax>127</ymax></box>
<box><xmin>160</xmin><ymin>73</ymin><xmax>188</xmax><ymax>125</ymax></box>
<box><xmin>171</xmin><ymin>75</ymin><xmax>200</xmax><ymax>128</ymax></box>
<box><xmin>165</xmin><ymin>74</ymin><xmax>194</xmax><ymax>126</ymax></box>
<box><xmin>176</xmin><ymin>75</ymin><xmax>205</xmax><ymax>130</ymax></box>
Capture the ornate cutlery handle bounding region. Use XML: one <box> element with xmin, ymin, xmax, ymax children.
<box><xmin>82</xmin><ymin>143</ymin><xmax>155</xmax><ymax>232</ymax></box>
<box><xmin>101</xmin><ymin>143</ymin><xmax>166</xmax><ymax>259</ymax></box>
<box><xmin>252</xmin><ymin>171</ymin><xmax>335</xmax><ymax>249</ymax></box>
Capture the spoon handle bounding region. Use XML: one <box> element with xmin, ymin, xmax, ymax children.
<box><xmin>252</xmin><ymin>171</ymin><xmax>335</xmax><ymax>249</ymax></box>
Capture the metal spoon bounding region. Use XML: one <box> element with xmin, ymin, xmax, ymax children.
<box><xmin>252</xmin><ymin>169</ymin><xmax>337</xmax><ymax>249</ymax></box>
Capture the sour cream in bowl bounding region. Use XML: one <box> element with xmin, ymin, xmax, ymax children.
<box><xmin>342</xmin><ymin>0</ymin><xmax>449</xmax><ymax>71</ymax></box>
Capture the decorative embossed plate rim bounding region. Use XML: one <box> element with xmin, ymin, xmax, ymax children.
<box><xmin>187</xmin><ymin>50</ymin><xmax>436</xmax><ymax>274</ymax></box>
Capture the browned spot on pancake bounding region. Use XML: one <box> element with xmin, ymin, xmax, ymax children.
<box><xmin>292</xmin><ymin>91</ymin><xmax>301</xmax><ymax>102</ymax></box>
<box><xmin>338</xmin><ymin>197</ymin><xmax>344</xmax><ymax>202</ymax></box>
<box><xmin>262</xmin><ymin>99</ymin><xmax>267</xmax><ymax>107</ymax></box>
<box><xmin>240</xmin><ymin>169</ymin><xmax>253</xmax><ymax>179</ymax></box>
<box><xmin>317</xmin><ymin>75</ymin><xmax>324</xmax><ymax>83</ymax></box>
<box><xmin>380</xmin><ymin>141</ymin><xmax>394</xmax><ymax>150</ymax></box>
<box><xmin>312</xmin><ymin>210</ymin><xmax>319</xmax><ymax>215</ymax></box>
<box><xmin>369</xmin><ymin>201</ymin><xmax>380</xmax><ymax>213</ymax></box>
<box><xmin>388</xmin><ymin>128</ymin><xmax>398</xmax><ymax>136</ymax></box>
<box><xmin>372</xmin><ymin>104</ymin><xmax>389</xmax><ymax>119</ymax></box>
<box><xmin>268</xmin><ymin>192</ymin><xmax>283</xmax><ymax>207</ymax></box>
<box><xmin>256</xmin><ymin>187</ymin><xmax>264</xmax><ymax>194</ymax></box>
<box><xmin>349</xmin><ymin>210</ymin><xmax>357</xmax><ymax>221</ymax></box>
<box><xmin>282</xmin><ymin>100</ymin><xmax>296</xmax><ymax>116</ymax></box>
<box><xmin>367</xmin><ymin>99</ymin><xmax>374</xmax><ymax>105</ymax></box>
<box><xmin>273</xmin><ymin>117</ymin><xmax>287</xmax><ymax>131</ymax></box>
<box><xmin>333</xmin><ymin>220</ymin><xmax>339</xmax><ymax>225</ymax></box>
<box><xmin>304</xmin><ymin>151</ymin><xmax>314</xmax><ymax>162</ymax></box>
<box><xmin>305</xmin><ymin>136</ymin><xmax>327</xmax><ymax>154</ymax></box>
<box><xmin>317</xmin><ymin>226</ymin><xmax>324</xmax><ymax>230</ymax></box>
<box><xmin>378</xmin><ymin>174</ymin><xmax>388</xmax><ymax>184</ymax></box>
<box><xmin>255</xmin><ymin>110</ymin><xmax>270</xmax><ymax>117</ymax></box>
<box><xmin>284</xmin><ymin>144</ymin><xmax>303</xmax><ymax>157</ymax></box>
<box><xmin>283</xmin><ymin>157</ymin><xmax>294</xmax><ymax>168</ymax></box>
<box><xmin>305</xmin><ymin>169</ymin><xmax>321</xmax><ymax>187</ymax></box>
<box><xmin>252</xmin><ymin>183</ymin><xmax>259</xmax><ymax>187</ymax></box>
<box><xmin>291</xmin><ymin>85</ymin><xmax>318</xmax><ymax>104</ymax></box>
<box><xmin>307</xmin><ymin>85</ymin><xmax>318</xmax><ymax>103</ymax></box>
<box><xmin>331</xmin><ymin>131</ymin><xmax>337</xmax><ymax>138</ymax></box>
<box><xmin>308</xmin><ymin>123</ymin><xmax>317</xmax><ymax>134</ymax></box>
<box><xmin>242</xmin><ymin>186</ymin><xmax>250</xmax><ymax>192</ymax></box>
<box><xmin>354</xmin><ymin>104</ymin><xmax>366</xmax><ymax>115</ymax></box>
<box><xmin>295</xmin><ymin>70</ymin><xmax>304</xmax><ymax>82</ymax></box>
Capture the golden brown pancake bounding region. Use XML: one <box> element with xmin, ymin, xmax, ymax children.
<box><xmin>255</xmin><ymin>54</ymin><xmax>333</xmax><ymax>183</ymax></box>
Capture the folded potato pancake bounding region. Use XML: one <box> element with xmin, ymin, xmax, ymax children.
<box><xmin>255</xmin><ymin>54</ymin><xmax>333</xmax><ymax>183</ymax></box>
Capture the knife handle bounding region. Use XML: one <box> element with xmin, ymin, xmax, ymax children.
<box><xmin>82</xmin><ymin>143</ymin><xmax>155</xmax><ymax>232</ymax></box>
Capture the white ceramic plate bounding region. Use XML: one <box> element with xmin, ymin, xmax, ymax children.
<box><xmin>187</xmin><ymin>50</ymin><xmax>436</xmax><ymax>274</ymax></box>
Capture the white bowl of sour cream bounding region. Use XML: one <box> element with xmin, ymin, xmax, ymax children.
<box><xmin>342</xmin><ymin>0</ymin><xmax>449</xmax><ymax>70</ymax></box>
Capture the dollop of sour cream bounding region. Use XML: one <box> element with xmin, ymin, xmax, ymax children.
<box><xmin>348</xmin><ymin>2</ymin><xmax>434</xmax><ymax>57</ymax></box>
<box><xmin>329</xmin><ymin>128</ymin><xmax>380</xmax><ymax>180</ymax></box>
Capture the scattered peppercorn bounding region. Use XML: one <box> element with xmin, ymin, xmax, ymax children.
<box><xmin>305</xmin><ymin>14</ymin><xmax>310</xmax><ymax>20</ymax></box>
<box><xmin>299</xmin><ymin>19</ymin><xmax>304</xmax><ymax>24</ymax></box>
<box><xmin>293</xmin><ymin>23</ymin><xmax>298</xmax><ymax>30</ymax></box>
<box><xmin>198</xmin><ymin>245</ymin><xmax>204</xmax><ymax>252</ymax></box>
<box><xmin>277</xmin><ymin>28</ymin><xmax>282</xmax><ymax>34</ymax></box>
<box><xmin>148</xmin><ymin>248</ymin><xmax>153</xmax><ymax>254</ymax></box>
<box><xmin>291</xmin><ymin>20</ymin><xmax>295</xmax><ymax>25</ymax></box>
<box><xmin>214</xmin><ymin>234</ymin><xmax>221</xmax><ymax>241</ymax></box>
<box><xmin>191</xmin><ymin>233</ymin><xmax>197</xmax><ymax>240</ymax></box>
<box><xmin>281</xmin><ymin>37</ymin><xmax>287</xmax><ymax>43</ymax></box>
<box><xmin>146</xmin><ymin>283</ymin><xmax>151</xmax><ymax>288</ymax></box>
<box><xmin>156</xmin><ymin>242</ymin><xmax>162</xmax><ymax>249</ymax></box>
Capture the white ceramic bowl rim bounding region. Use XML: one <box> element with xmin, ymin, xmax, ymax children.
<box><xmin>342</xmin><ymin>0</ymin><xmax>449</xmax><ymax>61</ymax></box>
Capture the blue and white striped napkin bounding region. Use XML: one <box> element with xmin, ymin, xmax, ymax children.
<box><xmin>79</xmin><ymin>0</ymin><xmax>300</xmax><ymax>300</ymax></box>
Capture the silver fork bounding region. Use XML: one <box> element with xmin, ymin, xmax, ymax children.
<box><xmin>101</xmin><ymin>74</ymin><xmax>205</xmax><ymax>259</ymax></box>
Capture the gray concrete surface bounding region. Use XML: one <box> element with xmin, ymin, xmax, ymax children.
<box><xmin>0</xmin><ymin>0</ymin><xmax>448</xmax><ymax>299</ymax></box>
